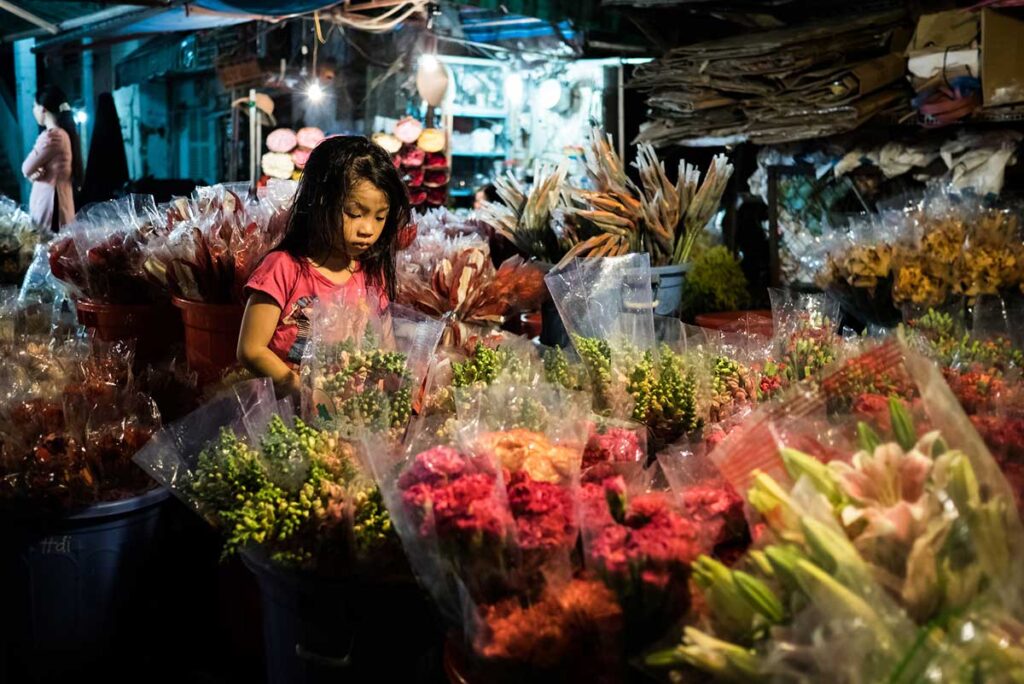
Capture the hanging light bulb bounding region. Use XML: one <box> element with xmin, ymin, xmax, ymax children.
<box><xmin>418</xmin><ymin>53</ymin><xmax>440</xmax><ymax>72</ymax></box>
<box><xmin>306</xmin><ymin>80</ymin><xmax>324</xmax><ymax>104</ymax></box>
<box><xmin>416</xmin><ymin>53</ymin><xmax>448</xmax><ymax>107</ymax></box>
<box><xmin>504</xmin><ymin>73</ymin><xmax>524</xmax><ymax>106</ymax></box>
<box><xmin>73</xmin><ymin>110</ymin><xmax>88</xmax><ymax>125</ymax></box>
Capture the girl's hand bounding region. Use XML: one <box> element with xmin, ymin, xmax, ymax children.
<box><xmin>277</xmin><ymin>371</ymin><xmax>302</xmax><ymax>399</ymax></box>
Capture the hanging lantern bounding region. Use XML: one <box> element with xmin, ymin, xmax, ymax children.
<box><xmin>416</xmin><ymin>54</ymin><xmax>449</xmax><ymax>107</ymax></box>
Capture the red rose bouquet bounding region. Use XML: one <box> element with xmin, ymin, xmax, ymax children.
<box><xmin>0</xmin><ymin>338</ymin><xmax>161</xmax><ymax>512</ymax></box>
<box><xmin>49</xmin><ymin>196</ymin><xmax>167</xmax><ymax>304</ymax></box>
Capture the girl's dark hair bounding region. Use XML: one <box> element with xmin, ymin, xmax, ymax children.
<box><xmin>277</xmin><ymin>135</ymin><xmax>409</xmax><ymax>301</ymax></box>
<box><xmin>36</xmin><ymin>85</ymin><xmax>83</xmax><ymax>190</ymax></box>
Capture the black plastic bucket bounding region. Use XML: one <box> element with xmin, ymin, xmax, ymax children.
<box><xmin>242</xmin><ymin>550</ymin><xmax>442</xmax><ymax>684</ymax></box>
<box><xmin>0</xmin><ymin>487</ymin><xmax>169</xmax><ymax>682</ymax></box>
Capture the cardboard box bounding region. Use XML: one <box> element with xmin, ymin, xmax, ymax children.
<box><xmin>981</xmin><ymin>9</ymin><xmax>1024</xmax><ymax>107</ymax></box>
<box><xmin>906</xmin><ymin>10</ymin><xmax>979</xmax><ymax>82</ymax></box>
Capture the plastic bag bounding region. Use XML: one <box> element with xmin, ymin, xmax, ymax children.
<box><xmin>301</xmin><ymin>295</ymin><xmax>444</xmax><ymax>435</ymax></box>
<box><xmin>649</xmin><ymin>338</ymin><xmax>1024</xmax><ymax>682</ymax></box>
<box><xmin>134</xmin><ymin>378</ymin><xmax>393</xmax><ymax>573</ymax></box>
<box><xmin>545</xmin><ymin>254</ymin><xmax>656</xmax><ymax>418</ymax></box>
<box><xmin>395</xmin><ymin>212</ymin><xmax>546</xmax><ymax>348</ymax></box>
<box><xmin>578</xmin><ymin>459</ymin><xmax>700</xmax><ymax>650</ymax></box>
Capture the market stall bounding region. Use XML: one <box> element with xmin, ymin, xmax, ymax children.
<box><xmin>2</xmin><ymin>1</ymin><xmax>1024</xmax><ymax>683</ymax></box>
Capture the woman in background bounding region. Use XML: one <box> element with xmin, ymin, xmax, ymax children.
<box><xmin>22</xmin><ymin>85</ymin><xmax>82</xmax><ymax>231</ymax></box>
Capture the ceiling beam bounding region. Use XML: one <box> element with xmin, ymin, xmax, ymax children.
<box><xmin>0</xmin><ymin>1</ymin><xmax>59</xmax><ymax>33</ymax></box>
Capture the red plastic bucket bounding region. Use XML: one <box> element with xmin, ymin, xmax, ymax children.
<box><xmin>75</xmin><ymin>298</ymin><xmax>182</xmax><ymax>360</ymax></box>
<box><xmin>173</xmin><ymin>297</ymin><xmax>245</xmax><ymax>384</ymax></box>
<box><xmin>695</xmin><ymin>309</ymin><xmax>774</xmax><ymax>338</ymax></box>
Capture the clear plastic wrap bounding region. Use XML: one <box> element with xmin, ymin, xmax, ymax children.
<box><xmin>657</xmin><ymin>441</ymin><xmax>747</xmax><ymax>554</ymax></box>
<box><xmin>766</xmin><ymin>288</ymin><xmax>842</xmax><ymax>393</ymax></box>
<box><xmin>47</xmin><ymin>197</ymin><xmax>166</xmax><ymax>304</ymax></box>
<box><xmin>141</xmin><ymin>184</ymin><xmax>290</xmax><ymax>304</ymax></box>
<box><xmin>0</xmin><ymin>338</ymin><xmax>161</xmax><ymax>512</ymax></box>
<box><xmin>134</xmin><ymin>378</ymin><xmax>394</xmax><ymax>573</ymax></box>
<box><xmin>395</xmin><ymin>212</ymin><xmax>546</xmax><ymax>348</ymax></box>
<box><xmin>300</xmin><ymin>295</ymin><xmax>443</xmax><ymax>435</ymax></box>
<box><xmin>820</xmin><ymin>214</ymin><xmax>901</xmax><ymax>328</ymax></box>
<box><xmin>649</xmin><ymin>338</ymin><xmax>1024</xmax><ymax>683</ymax></box>
<box><xmin>544</xmin><ymin>254</ymin><xmax>655</xmax><ymax>418</ymax></box>
<box><xmin>891</xmin><ymin>193</ymin><xmax>967</xmax><ymax>309</ymax></box>
<box><xmin>578</xmin><ymin>459</ymin><xmax>700</xmax><ymax>650</ymax></box>
<box><xmin>955</xmin><ymin>204</ymin><xmax>1022</xmax><ymax>301</ymax></box>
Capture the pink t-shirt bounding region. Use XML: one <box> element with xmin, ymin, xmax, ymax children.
<box><xmin>245</xmin><ymin>251</ymin><xmax>388</xmax><ymax>365</ymax></box>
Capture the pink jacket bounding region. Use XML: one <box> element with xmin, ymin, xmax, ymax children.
<box><xmin>22</xmin><ymin>127</ymin><xmax>75</xmax><ymax>231</ymax></box>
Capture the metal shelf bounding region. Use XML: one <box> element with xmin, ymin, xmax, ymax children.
<box><xmin>451</xmin><ymin>151</ymin><xmax>506</xmax><ymax>158</ymax></box>
<box><xmin>448</xmin><ymin>106</ymin><xmax>506</xmax><ymax>118</ymax></box>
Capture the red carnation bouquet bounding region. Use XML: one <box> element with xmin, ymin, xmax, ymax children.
<box><xmin>583</xmin><ymin>419</ymin><xmax>647</xmax><ymax>470</ymax></box>
<box><xmin>369</xmin><ymin>380</ymin><xmax>600</xmax><ymax>675</ymax></box>
<box><xmin>658</xmin><ymin>442</ymin><xmax>747</xmax><ymax>555</ymax></box>
<box><xmin>578</xmin><ymin>461</ymin><xmax>702</xmax><ymax>649</ymax></box>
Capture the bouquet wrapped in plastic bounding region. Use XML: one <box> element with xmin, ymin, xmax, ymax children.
<box><xmin>300</xmin><ymin>294</ymin><xmax>444</xmax><ymax>436</ymax></box>
<box><xmin>134</xmin><ymin>378</ymin><xmax>396</xmax><ymax>574</ymax></box>
<box><xmin>0</xmin><ymin>339</ymin><xmax>161</xmax><ymax>512</ymax></box>
<box><xmin>546</xmin><ymin>255</ymin><xmax>707</xmax><ymax>449</ymax></box>
<box><xmin>820</xmin><ymin>213</ymin><xmax>900</xmax><ymax>328</ymax></box>
<box><xmin>0</xmin><ymin>195</ymin><xmax>42</xmax><ymax>282</ymax></box>
<box><xmin>396</xmin><ymin>211</ymin><xmax>546</xmax><ymax>348</ymax></box>
<box><xmin>954</xmin><ymin>205</ymin><xmax>1022</xmax><ymax>301</ymax></box>
<box><xmin>142</xmin><ymin>184</ymin><xmax>291</xmax><ymax>304</ymax></box>
<box><xmin>422</xmin><ymin>335</ymin><xmax>543</xmax><ymax>427</ymax></box>
<box><xmin>892</xmin><ymin>195</ymin><xmax>966</xmax><ymax>309</ymax></box>
<box><xmin>545</xmin><ymin>254</ymin><xmax>656</xmax><ymax>417</ymax></box>
<box><xmin>759</xmin><ymin>288</ymin><xmax>842</xmax><ymax>400</ymax></box>
<box><xmin>648</xmin><ymin>338</ymin><xmax>1024</xmax><ymax>682</ymax></box>
<box><xmin>578</xmin><ymin>460</ymin><xmax>703</xmax><ymax>650</ymax></box>
<box><xmin>369</xmin><ymin>381</ymin><xmax>623</xmax><ymax>679</ymax></box>
<box><xmin>658</xmin><ymin>442</ymin><xmax>747</xmax><ymax>555</ymax></box>
<box><xmin>49</xmin><ymin>195</ymin><xmax>167</xmax><ymax>304</ymax></box>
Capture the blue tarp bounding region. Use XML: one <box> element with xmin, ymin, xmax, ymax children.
<box><xmin>106</xmin><ymin>6</ymin><xmax>250</xmax><ymax>37</ymax></box>
<box><xmin>195</xmin><ymin>0</ymin><xmax>335</xmax><ymax>16</ymax></box>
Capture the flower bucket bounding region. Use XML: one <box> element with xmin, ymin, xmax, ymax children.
<box><xmin>651</xmin><ymin>263</ymin><xmax>690</xmax><ymax>317</ymax></box>
<box><xmin>241</xmin><ymin>551</ymin><xmax>437</xmax><ymax>684</ymax></box>
<box><xmin>173</xmin><ymin>297</ymin><xmax>245</xmax><ymax>385</ymax></box>
<box><xmin>75</xmin><ymin>298</ymin><xmax>183</xmax><ymax>360</ymax></box>
<box><xmin>695</xmin><ymin>309</ymin><xmax>774</xmax><ymax>337</ymax></box>
<box><xmin>0</xmin><ymin>488</ymin><xmax>169</xmax><ymax>681</ymax></box>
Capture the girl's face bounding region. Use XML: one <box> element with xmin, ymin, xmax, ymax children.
<box><xmin>33</xmin><ymin>102</ymin><xmax>45</xmax><ymax>126</ymax></box>
<box><xmin>342</xmin><ymin>180</ymin><xmax>389</xmax><ymax>258</ymax></box>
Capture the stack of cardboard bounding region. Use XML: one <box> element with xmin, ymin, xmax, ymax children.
<box><xmin>632</xmin><ymin>12</ymin><xmax>910</xmax><ymax>146</ymax></box>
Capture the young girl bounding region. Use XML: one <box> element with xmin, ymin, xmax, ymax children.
<box><xmin>238</xmin><ymin>136</ymin><xmax>410</xmax><ymax>397</ymax></box>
